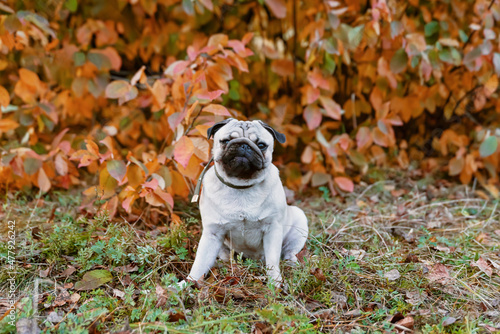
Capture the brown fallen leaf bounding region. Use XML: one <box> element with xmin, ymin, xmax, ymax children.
<box><xmin>53</xmin><ymin>290</ymin><xmax>71</xmax><ymax>307</ymax></box>
<box><xmin>167</xmin><ymin>311</ymin><xmax>186</xmax><ymax>322</ymax></box>
<box><xmin>39</xmin><ymin>267</ymin><xmax>50</xmax><ymax>278</ymax></box>
<box><xmin>155</xmin><ymin>284</ymin><xmax>168</xmax><ymax>307</ymax></box>
<box><xmin>251</xmin><ymin>321</ymin><xmax>273</xmax><ymax>334</ymax></box>
<box><xmin>396</xmin><ymin>316</ymin><xmax>414</xmax><ymax>329</ymax></box>
<box><xmin>113</xmin><ymin>264</ymin><xmax>138</xmax><ymax>273</ymax></box>
<box><xmin>427</xmin><ymin>263</ymin><xmax>452</xmax><ymax>284</ymax></box>
<box><xmin>296</xmin><ymin>247</ymin><xmax>309</xmax><ymax>264</ymax></box>
<box><xmin>404</xmin><ymin>253</ymin><xmax>419</xmax><ymax>263</ymax></box>
<box><xmin>310</xmin><ymin>268</ymin><xmax>326</xmax><ymax>281</ymax></box>
<box><xmin>471</xmin><ymin>257</ymin><xmax>493</xmax><ymax>277</ymax></box>
<box><xmin>60</xmin><ymin>265</ymin><xmax>76</xmax><ymax>277</ymax></box>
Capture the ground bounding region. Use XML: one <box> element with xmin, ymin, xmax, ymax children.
<box><xmin>1</xmin><ymin>169</ymin><xmax>499</xmax><ymax>333</ymax></box>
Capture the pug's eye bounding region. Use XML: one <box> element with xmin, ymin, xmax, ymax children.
<box><xmin>257</xmin><ymin>143</ymin><xmax>268</xmax><ymax>150</ymax></box>
<box><xmin>220</xmin><ymin>139</ymin><xmax>230</xmax><ymax>145</ymax></box>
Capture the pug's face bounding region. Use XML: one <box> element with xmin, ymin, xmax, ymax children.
<box><xmin>208</xmin><ymin>119</ymin><xmax>285</xmax><ymax>180</ymax></box>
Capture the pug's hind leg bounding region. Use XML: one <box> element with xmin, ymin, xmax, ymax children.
<box><xmin>281</xmin><ymin>206</ymin><xmax>308</xmax><ymax>263</ymax></box>
<box><xmin>217</xmin><ymin>243</ymin><xmax>231</xmax><ymax>262</ymax></box>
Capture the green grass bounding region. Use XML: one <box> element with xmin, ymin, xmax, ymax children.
<box><xmin>1</xmin><ymin>172</ymin><xmax>500</xmax><ymax>333</ymax></box>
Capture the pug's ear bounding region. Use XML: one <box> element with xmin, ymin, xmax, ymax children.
<box><xmin>207</xmin><ymin>118</ymin><xmax>234</xmax><ymax>139</ymax></box>
<box><xmin>258</xmin><ymin>121</ymin><xmax>286</xmax><ymax>144</ymax></box>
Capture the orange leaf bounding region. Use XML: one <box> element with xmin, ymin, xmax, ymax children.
<box><xmin>174</xmin><ymin>136</ymin><xmax>194</xmax><ymax>168</ymax></box>
<box><xmin>206</xmin><ymin>66</ymin><xmax>230</xmax><ymax>92</ymax></box>
<box><xmin>191</xmin><ymin>137</ymin><xmax>210</xmax><ymax>161</ymax></box>
<box><xmin>207</xmin><ymin>34</ymin><xmax>228</xmax><ymax>47</ymax></box>
<box><xmin>100</xmin><ymin>137</ymin><xmax>114</xmax><ymax>156</ymax></box>
<box><xmin>301</xmin><ymin>146</ymin><xmax>314</xmax><ymax>164</ymax></box>
<box><xmin>449</xmin><ymin>157</ymin><xmax>464</xmax><ymax>176</ymax></box>
<box><xmin>356</xmin><ymin>127</ymin><xmax>373</xmax><ymax>150</ymax></box>
<box><xmin>319</xmin><ymin>96</ymin><xmax>342</xmax><ymax>120</ymax></box>
<box><xmin>19</xmin><ymin>68</ymin><xmax>41</xmax><ymax>89</ymax></box>
<box><xmin>0</xmin><ymin>119</ymin><xmax>19</xmax><ymax>134</ymax></box>
<box><xmin>38</xmin><ymin>167</ymin><xmax>51</xmax><ymax>193</ymax></box>
<box><xmin>271</xmin><ymin>59</ymin><xmax>294</xmax><ymax>77</ymax></box>
<box><xmin>334</xmin><ymin>176</ymin><xmax>354</xmax><ymax>192</ymax></box>
<box><xmin>54</xmin><ymin>153</ymin><xmax>68</xmax><ymax>176</ymax></box>
<box><xmin>0</xmin><ymin>85</ymin><xmax>9</xmax><ymax>107</ymax></box>
<box><xmin>203</xmin><ymin>104</ymin><xmax>231</xmax><ymax>116</ymax></box>
<box><xmin>372</xmin><ymin>127</ymin><xmax>389</xmax><ymax>147</ymax></box>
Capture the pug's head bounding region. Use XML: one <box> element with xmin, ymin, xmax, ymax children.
<box><xmin>207</xmin><ymin>119</ymin><xmax>285</xmax><ymax>185</ymax></box>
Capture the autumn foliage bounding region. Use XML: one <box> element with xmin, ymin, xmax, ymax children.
<box><xmin>0</xmin><ymin>0</ymin><xmax>499</xmax><ymax>218</ymax></box>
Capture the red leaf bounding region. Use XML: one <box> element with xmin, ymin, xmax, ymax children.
<box><xmin>308</xmin><ymin>72</ymin><xmax>329</xmax><ymax>90</ymax></box>
<box><xmin>304</xmin><ymin>85</ymin><xmax>320</xmax><ymax>104</ymax></box>
<box><xmin>155</xmin><ymin>188</ymin><xmax>174</xmax><ymax>210</ymax></box>
<box><xmin>196</xmin><ymin>89</ymin><xmax>225</xmax><ymax>101</ymax></box>
<box><xmin>303</xmin><ymin>105</ymin><xmax>322</xmax><ymax>131</ymax></box>
<box><xmin>334</xmin><ymin>176</ymin><xmax>354</xmax><ymax>192</ymax></box>
<box><xmin>143</xmin><ymin>178</ymin><xmax>159</xmax><ymax>190</ymax></box>
<box><xmin>122</xmin><ymin>195</ymin><xmax>136</xmax><ymax>213</ymax></box>
<box><xmin>174</xmin><ymin>136</ymin><xmax>194</xmax><ymax>168</ymax></box>
<box><xmin>265</xmin><ymin>0</ymin><xmax>286</xmax><ymax>18</ymax></box>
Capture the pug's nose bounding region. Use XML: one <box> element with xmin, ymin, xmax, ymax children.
<box><xmin>238</xmin><ymin>143</ymin><xmax>251</xmax><ymax>153</ymax></box>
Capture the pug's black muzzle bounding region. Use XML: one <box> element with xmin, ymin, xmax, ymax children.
<box><xmin>220</xmin><ymin>138</ymin><xmax>265</xmax><ymax>179</ymax></box>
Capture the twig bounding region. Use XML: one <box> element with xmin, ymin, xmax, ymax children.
<box><xmin>393</xmin><ymin>323</ymin><xmax>413</xmax><ymax>332</ymax></box>
<box><xmin>356</xmin><ymin>180</ymin><xmax>393</xmax><ymax>201</ymax></box>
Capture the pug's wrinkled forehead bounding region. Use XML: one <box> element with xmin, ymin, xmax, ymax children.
<box><xmin>220</xmin><ymin>120</ymin><xmax>271</xmax><ymax>143</ymax></box>
<box><xmin>207</xmin><ymin>118</ymin><xmax>286</xmax><ymax>144</ymax></box>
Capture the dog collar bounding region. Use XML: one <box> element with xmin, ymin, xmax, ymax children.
<box><xmin>191</xmin><ymin>157</ymin><xmax>253</xmax><ymax>203</ymax></box>
<box><xmin>213</xmin><ymin>166</ymin><xmax>254</xmax><ymax>190</ymax></box>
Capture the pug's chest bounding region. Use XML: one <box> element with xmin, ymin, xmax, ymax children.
<box><xmin>224</xmin><ymin>218</ymin><xmax>268</xmax><ymax>254</ymax></box>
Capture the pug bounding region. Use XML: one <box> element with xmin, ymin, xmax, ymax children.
<box><xmin>186</xmin><ymin>119</ymin><xmax>308</xmax><ymax>287</ymax></box>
